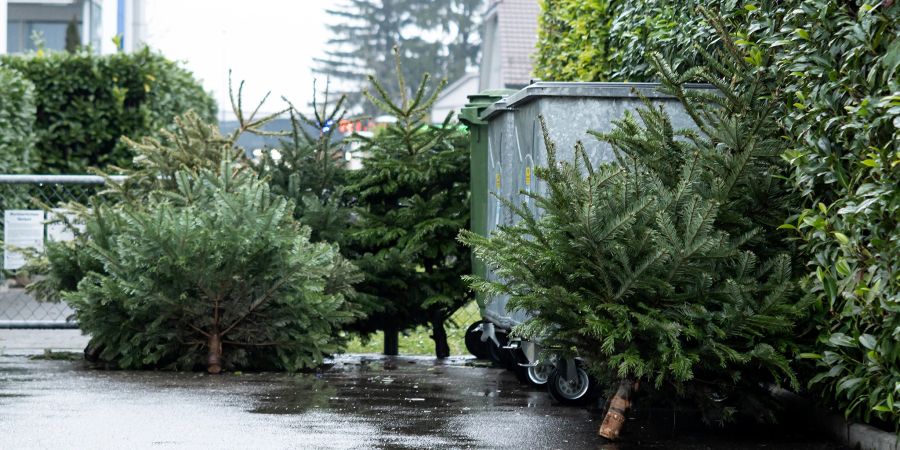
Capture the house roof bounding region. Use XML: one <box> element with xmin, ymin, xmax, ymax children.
<box><xmin>436</xmin><ymin>72</ymin><xmax>479</xmax><ymax>103</ymax></box>
<box><xmin>492</xmin><ymin>0</ymin><xmax>540</xmax><ymax>88</ymax></box>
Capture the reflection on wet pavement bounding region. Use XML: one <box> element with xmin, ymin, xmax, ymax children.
<box><xmin>0</xmin><ymin>354</ymin><xmax>846</xmax><ymax>449</ymax></box>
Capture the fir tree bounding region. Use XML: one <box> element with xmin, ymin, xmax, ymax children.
<box><xmin>65</xmin><ymin>17</ymin><xmax>80</xmax><ymax>53</ymax></box>
<box><xmin>256</xmin><ymin>83</ymin><xmax>352</xmax><ymax>244</ymax></box>
<box><xmin>344</xmin><ymin>51</ymin><xmax>472</xmax><ymax>357</ymax></box>
<box><xmin>315</xmin><ymin>0</ymin><xmax>482</xmax><ymax>112</ymax></box>
<box><xmin>28</xmin><ymin>92</ymin><xmax>362</xmax><ymax>372</ymax></box>
<box><xmin>460</xmin><ymin>9</ymin><xmax>804</xmax><ymax>438</ymax></box>
<box><xmin>254</xmin><ymin>84</ymin><xmax>378</xmax><ymax>323</ymax></box>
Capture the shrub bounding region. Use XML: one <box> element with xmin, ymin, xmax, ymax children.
<box><xmin>31</xmin><ymin>113</ymin><xmax>360</xmax><ymax>373</ymax></box>
<box><xmin>534</xmin><ymin>0</ymin><xmax>616</xmax><ymax>82</ymax></box>
<box><xmin>768</xmin><ymin>0</ymin><xmax>899</xmax><ymax>426</ymax></box>
<box><xmin>0</xmin><ymin>66</ymin><xmax>37</xmax><ymax>173</ymax></box>
<box><xmin>534</xmin><ymin>0</ymin><xmax>739</xmax><ymax>82</ymax></box>
<box><xmin>0</xmin><ymin>47</ymin><xmax>216</xmax><ymax>173</ymax></box>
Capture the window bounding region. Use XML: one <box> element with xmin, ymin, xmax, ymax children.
<box><xmin>27</xmin><ymin>22</ymin><xmax>71</xmax><ymax>52</ymax></box>
<box><xmin>90</xmin><ymin>1</ymin><xmax>102</xmax><ymax>49</ymax></box>
<box><xmin>8</xmin><ymin>22</ymin><xmax>22</xmax><ymax>53</ymax></box>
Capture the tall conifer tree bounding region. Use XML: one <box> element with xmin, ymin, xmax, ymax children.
<box><xmin>344</xmin><ymin>51</ymin><xmax>472</xmax><ymax>357</ymax></box>
<box><xmin>315</xmin><ymin>0</ymin><xmax>482</xmax><ymax>113</ymax></box>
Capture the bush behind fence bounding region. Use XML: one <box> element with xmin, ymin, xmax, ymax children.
<box><xmin>0</xmin><ymin>175</ymin><xmax>114</xmax><ymax>328</ymax></box>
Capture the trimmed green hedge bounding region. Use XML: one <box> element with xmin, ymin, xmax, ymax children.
<box><xmin>534</xmin><ymin>0</ymin><xmax>735</xmax><ymax>82</ymax></box>
<box><xmin>0</xmin><ymin>48</ymin><xmax>216</xmax><ymax>173</ymax></box>
<box><xmin>771</xmin><ymin>0</ymin><xmax>899</xmax><ymax>426</ymax></box>
<box><xmin>0</xmin><ymin>66</ymin><xmax>37</xmax><ymax>173</ymax></box>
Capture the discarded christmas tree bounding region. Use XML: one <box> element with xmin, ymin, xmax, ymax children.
<box><xmin>256</xmin><ymin>83</ymin><xmax>353</xmax><ymax>245</ymax></box>
<box><xmin>344</xmin><ymin>50</ymin><xmax>472</xmax><ymax>357</ymax></box>
<box><xmin>461</xmin><ymin>23</ymin><xmax>804</xmax><ymax>438</ymax></box>
<box><xmin>30</xmin><ymin>100</ymin><xmax>361</xmax><ymax>372</ymax></box>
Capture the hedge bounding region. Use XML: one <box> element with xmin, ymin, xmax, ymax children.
<box><xmin>0</xmin><ymin>48</ymin><xmax>216</xmax><ymax>173</ymax></box>
<box><xmin>0</xmin><ymin>66</ymin><xmax>37</xmax><ymax>173</ymax></box>
<box><xmin>534</xmin><ymin>0</ymin><xmax>735</xmax><ymax>82</ymax></box>
<box><xmin>770</xmin><ymin>0</ymin><xmax>899</xmax><ymax>426</ymax></box>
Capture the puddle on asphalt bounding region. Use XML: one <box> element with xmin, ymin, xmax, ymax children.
<box><xmin>245</xmin><ymin>357</ymin><xmax>546</xmax><ymax>448</ymax></box>
<box><xmin>0</xmin><ymin>354</ymin><xmax>850</xmax><ymax>449</ymax></box>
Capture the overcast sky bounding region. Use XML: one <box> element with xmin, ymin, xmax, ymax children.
<box><xmin>143</xmin><ymin>1</ymin><xmax>330</xmax><ymax>120</ymax></box>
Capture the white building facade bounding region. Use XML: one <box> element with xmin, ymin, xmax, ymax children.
<box><xmin>1</xmin><ymin>0</ymin><xmax>146</xmax><ymax>55</ymax></box>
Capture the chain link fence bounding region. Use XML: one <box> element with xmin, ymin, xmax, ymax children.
<box><xmin>0</xmin><ymin>175</ymin><xmax>485</xmax><ymax>334</ymax></box>
<box><xmin>0</xmin><ymin>175</ymin><xmax>122</xmax><ymax>328</ymax></box>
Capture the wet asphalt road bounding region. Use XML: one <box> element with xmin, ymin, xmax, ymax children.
<box><xmin>0</xmin><ymin>353</ymin><xmax>846</xmax><ymax>450</ymax></box>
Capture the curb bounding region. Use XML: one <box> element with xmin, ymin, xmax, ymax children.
<box><xmin>771</xmin><ymin>387</ymin><xmax>899</xmax><ymax>450</ymax></box>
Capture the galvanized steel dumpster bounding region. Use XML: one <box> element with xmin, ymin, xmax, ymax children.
<box><xmin>477</xmin><ymin>82</ymin><xmax>712</xmax><ymax>332</ymax></box>
<box><xmin>467</xmin><ymin>81</ymin><xmax>713</xmax><ymax>397</ymax></box>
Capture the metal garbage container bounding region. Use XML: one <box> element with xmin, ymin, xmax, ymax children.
<box><xmin>473</xmin><ymin>82</ymin><xmax>713</xmax><ymax>396</ymax></box>
<box><xmin>459</xmin><ymin>89</ymin><xmax>516</xmax><ymax>361</ymax></box>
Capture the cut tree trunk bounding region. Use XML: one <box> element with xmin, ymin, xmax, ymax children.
<box><xmin>598</xmin><ymin>378</ymin><xmax>636</xmax><ymax>440</ymax></box>
<box><xmin>383</xmin><ymin>327</ymin><xmax>399</xmax><ymax>356</ymax></box>
<box><xmin>430</xmin><ymin>310</ymin><xmax>450</xmax><ymax>359</ymax></box>
<box><xmin>207</xmin><ymin>332</ymin><xmax>223</xmax><ymax>374</ymax></box>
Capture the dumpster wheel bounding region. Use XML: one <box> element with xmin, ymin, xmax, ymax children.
<box><xmin>464</xmin><ymin>321</ymin><xmax>491</xmax><ymax>360</ymax></box>
<box><xmin>487</xmin><ymin>331</ymin><xmax>516</xmax><ymax>369</ymax></box>
<box><xmin>526</xmin><ymin>361</ymin><xmax>552</xmax><ymax>386</ymax></box>
<box><xmin>513</xmin><ymin>352</ymin><xmax>552</xmax><ymax>386</ymax></box>
<box><xmin>547</xmin><ymin>365</ymin><xmax>601</xmax><ymax>406</ymax></box>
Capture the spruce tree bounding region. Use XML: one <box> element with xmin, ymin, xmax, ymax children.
<box><xmin>315</xmin><ymin>0</ymin><xmax>482</xmax><ymax>112</ymax></box>
<box><xmin>460</xmin><ymin>10</ymin><xmax>804</xmax><ymax>438</ymax></box>
<box><xmin>254</xmin><ymin>85</ymin><xmax>379</xmax><ymax>322</ymax></box>
<box><xmin>29</xmin><ymin>103</ymin><xmax>362</xmax><ymax>373</ymax></box>
<box><xmin>345</xmin><ymin>52</ymin><xmax>472</xmax><ymax>357</ymax></box>
<box><xmin>256</xmin><ymin>85</ymin><xmax>352</xmax><ymax>244</ymax></box>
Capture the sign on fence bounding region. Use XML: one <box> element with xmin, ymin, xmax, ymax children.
<box><xmin>47</xmin><ymin>209</ymin><xmax>82</xmax><ymax>243</ymax></box>
<box><xmin>0</xmin><ymin>175</ymin><xmax>109</xmax><ymax>327</ymax></box>
<box><xmin>3</xmin><ymin>209</ymin><xmax>82</xmax><ymax>270</ymax></box>
<box><xmin>3</xmin><ymin>210</ymin><xmax>45</xmax><ymax>270</ymax></box>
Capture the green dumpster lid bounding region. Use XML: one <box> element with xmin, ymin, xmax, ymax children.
<box><xmin>459</xmin><ymin>89</ymin><xmax>516</xmax><ymax>126</ymax></box>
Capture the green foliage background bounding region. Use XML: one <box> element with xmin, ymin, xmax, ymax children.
<box><xmin>534</xmin><ymin>0</ymin><xmax>737</xmax><ymax>83</ymax></box>
<box><xmin>0</xmin><ymin>67</ymin><xmax>37</xmax><ymax>173</ymax></box>
<box><xmin>767</xmin><ymin>0</ymin><xmax>899</xmax><ymax>425</ymax></box>
<box><xmin>0</xmin><ymin>48</ymin><xmax>216</xmax><ymax>174</ymax></box>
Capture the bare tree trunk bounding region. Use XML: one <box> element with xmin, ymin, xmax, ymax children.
<box><xmin>207</xmin><ymin>332</ymin><xmax>223</xmax><ymax>374</ymax></box>
<box><xmin>383</xmin><ymin>327</ymin><xmax>399</xmax><ymax>356</ymax></box>
<box><xmin>598</xmin><ymin>378</ymin><xmax>635</xmax><ymax>440</ymax></box>
<box><xmin>430</xmin><ymin>310</ymin><xmax>450</xmax><ymax>359</ymax></box>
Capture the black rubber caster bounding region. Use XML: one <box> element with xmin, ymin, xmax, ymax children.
<box><xmin>514</xmin><ymin>358</ymin><xmax>553</xmax><ymax>386</ymax></box>
<box><xmin>487</xmin><ymin>331</ymin><xmax>516</xmax><ymax>369</ymax></box>
<box><xmin>464</xmin><ymin>321</ymin><xmax>491</xmax><ymax>360</ymax></box>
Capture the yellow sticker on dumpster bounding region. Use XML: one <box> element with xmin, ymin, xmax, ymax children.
<box><xmin>525</xmin><ymin>167</ymin><xmax>532</xmax><ymax>186</ymax></box>
<box><xmin>495</xmin><ymin>173</ymin><xmax>501</xmax><ymax>190</ymax></box>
